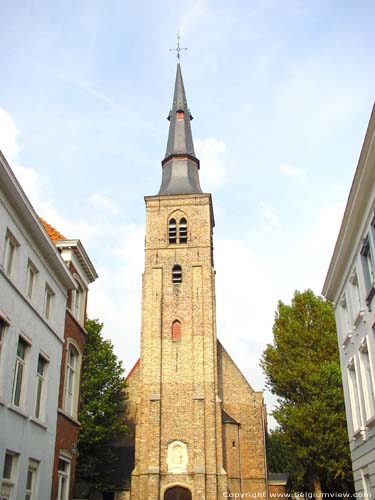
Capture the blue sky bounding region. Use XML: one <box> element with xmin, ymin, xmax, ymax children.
<box><xmin>1</xmin><ymin>0</ymin><xmax>375</xmax><ymax>425</ymax></box>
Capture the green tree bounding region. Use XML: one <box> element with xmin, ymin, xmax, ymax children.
<box><xmin>261</xmin><ymin>290</ymin><xmax>353</xmax><ymax>494</ymax></box>
<box><xmin>76</xmin><ymin>319</ymin><xmax>127</xmax><ymax>496</ymax></box>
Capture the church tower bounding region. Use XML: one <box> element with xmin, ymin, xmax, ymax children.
<box><xmin>125</xmin><ymin>61</ymin><xmax>268</xmax><ymax>500</ymax></box>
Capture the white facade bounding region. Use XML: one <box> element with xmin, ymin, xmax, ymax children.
<box><xmin>0</xmin><ymin>151</ymin><xmax>75</xmax><ymax>500</ymax></box>
<box><xmin>323</xmin><ymin>104</ymin><xmax>375</xmax><ymax>497</ymax></box>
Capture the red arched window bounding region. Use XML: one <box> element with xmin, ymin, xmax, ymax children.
<box><xmin>172</xmin><ymin>320</ymin><xmax>182</xmax><ymax>341</ymax></box>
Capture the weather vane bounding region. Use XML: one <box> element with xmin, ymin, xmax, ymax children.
<box><xmin>169</xmin><ymin>32</ymin><xmax>187</xmax><ymax>60</ymax></box>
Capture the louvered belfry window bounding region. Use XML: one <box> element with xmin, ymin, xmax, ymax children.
<box><xmin>179</xmin><ymin>218</ymin><xmax>187</xmax><ymax>243</ymax></box>
<box><xmin>172</xmin><ymin>265</ymin><xmax>182</xmax><ymax>284</ymax></box>
<box><xmin>169</xmin><ymin>218</ymin><xmax>177</xmax><ymax>244</ymax></box>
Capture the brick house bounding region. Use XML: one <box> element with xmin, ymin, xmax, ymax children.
<box><xmin>40</xmin><ymin>220</ymin><xmax>97</xmax><ymax>500</ymax></box>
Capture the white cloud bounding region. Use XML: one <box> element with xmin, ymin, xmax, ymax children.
<box><xmin>294</xmin><ymin>203</ymin><xmax>345</xmax><ymax>294</ymax></box>
<box><xmin>256</xmin><ymin>203</ymin><xmax>281</xmax><ymax>234</ymax></box>
<box><xmin>195</xmin><ymin>138</ymin><xmax>226</xmax><ymax>190</ymax></box>
<box><xmin>88</xmin><ymin>193</ymin><xmax>119</xmax><ymax>215</ymax></box>
<box><xmin>0</xmin><ymin>108</ymin><xmax>21</xmax><ymax>161</ymax></box>
<box><xmin>279</xmin><ymin>162</ymin><xmax>305</xmax><ymax>181</ymax></box>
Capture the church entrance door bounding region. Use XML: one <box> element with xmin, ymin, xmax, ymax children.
<box><xmin>164</xmin><ymin>486</ymin><xmax>192</xmax><ymax>500</ymax></box>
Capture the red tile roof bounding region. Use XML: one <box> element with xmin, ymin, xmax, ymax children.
<box><xmin>39</xmin><ymin>217</ymin><xmax>67</xmax><ymax>243</ymax></box>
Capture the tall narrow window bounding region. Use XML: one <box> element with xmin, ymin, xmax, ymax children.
<box><xmin>0</xmin><ymin>318</ymin><xmax>6</xmax><ymax>366</ymax></box>
<box><xmin>349</xmin><ymin>271</ymin><xmax>362</xmax><ymax>320</ymax></box>
<box><xmin>359</xmin><ymin>339</ymin><xmax>375</xmax><ymax>420</ymax></box>
<box><xmin>44</xmin><ymin>285</ymin><xmax>55</xmax><ymax>321</ymax></box>
<box><xmin>2</xmin><ymin>451</ymin><xmax>18</xmax><ymax>499</ymax></box>
<box><xmin>26</xmin><ymin>260</ymin><xmax>38</xmax><ymax>300</ymax></box>
<box><xmin>347</xmin><ymin>358</ymin><xmax>362</xmax><ymax>432</ymax></box>
<box><xmin>172</xmin><ymin>320</ymin><xmax>182</xmax><ymax>341</ymax></box>
<box><xmin>179</xmin><ymin>218</ymin><xmax>188</xmax><ymax>243</ymax></box>
<box><xmin>57</xmin><ymin>457</ymin><xmax>71</xmax><ymax>500</ymax></box>
<box><xmin>25</xmin><ymin>460</ymin><xmax>38</xmax><ymax>500</ymax></box>
<box><xmin>169</xmin><ymin>219</ymin><xmax>177</xmax><ymax>244</ymax></box>
<box><xmin>172</xmin><ymin>265</ymin><xmax>182</xmax><ymax>284</ymax></box>
<box><xmin>64</xmin><ymin>345</ymin><xmax>78</xmax><ymax>416</ymax></box>
<box><xmin>361</xmin><ymin>237</ymin><xmax>375</xmax><ymax>294</ymax></box>
<box><xmin>4</xmin><ymin>231</ymin><xmax>19</xmax><ymax>277</ymax></box>
<box><xmin>12</xmin><ymin>336</ymin><xmax>28</xmax><ymax>407</ymax></box>
<box><xmin>35</xmin><ymin>355</ymin><xmax>47</xmax><ymax>419</ymax></box>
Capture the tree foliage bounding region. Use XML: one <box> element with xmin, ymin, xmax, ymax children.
<box><xmin>76</xmin><ymin>319</ymin><xmax>127</xmax><ymax>494</ymax></box>
<box><xmin>261</xmin><ymin>290</ymin><xmax>353</xmax><ymax>493</ymax></box>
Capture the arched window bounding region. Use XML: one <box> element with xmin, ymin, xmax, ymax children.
<box><xmin>179</xmin><ymin>218</ymin><xmax>188</xmax><ymax>244</ymax></box>
<box><xmin>172</xmin><ymin>320</ymin><xmax>182</xmax><ymax>341</ymax></box>
<box><xmin>169</xmin><ymin>218</ymin><xmax>177</xmax><ymax>244</ymax></box>
<box><xmin>172</xmin><ymin>265</ymin><xmax>182</xmax><ymax>284</ymax></box>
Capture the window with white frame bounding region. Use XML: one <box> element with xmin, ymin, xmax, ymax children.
<box><xmin>361</xmin><ymin>468</ymin><xmax>371</xmax><ymax>498</ymax></box>
<box><xmin>26</xmin><ymin>261</ymin><xmax>38</xmax><ymax>300</ymax></box>
<box><xmin>3</xmin><ymin>231</ymin><xmax>19</xmax><ymax>277</ymax></box>
<box><xmin>64</xmin><ymin>343</ymin><xmax>80</xmax><ymax>417</ymax></box>
<box><xmin>361</xmin><ymin>236</ymin><xmax>375</xmax><ymax>294</ymax></box>
<box><xmin>71</xmin><ymin>276</ymin><xmax>86</xmax><ymax>324</ymax></box>
<box><xmin>57</xmin><ymin>457</ymin><xmax>71</xmax><ymax>500</ymax></box>
<box><xmin>35</xmin><ymin>355</ymin><xmax>48</xmax><ymax>420</ymax></box>
<box><xmin>44</xmin><ymin>284</ymin><xmax>55</xmax><ymax>321</ymax></box>
<box><xmin>339</xmin><ymin>295</ymin><xmax>351</xmax><ymax>340</ymax></box>
<box><xmin>359</xmin><ymin>338</ymin><xmax>375</xmax><ymax>421</ymax></box>
<box><xmin>25</xmin><ymin>459</ymin><xmax>38</xmax><ymax>500</ymax></box>
<box><xmin>12</xmin><ymin>336</ymin><xmax>28</xmax><ymax>407</ymax></box>
<box><xmin>347</xmin><ymin>357</ymin><xmax>362</xmax><ymax>433</ymax></box>
<box><xmin>1</xmin><ymin>451</ymin><xmax>18</xmax><ymax>500</ymax></box>
<box><xmin>349</xmin><ymin>271</ymin><xmax>362</xmax><ymax>320</ymax></box>
<box><xmin>0</xmin><ymin>318</ymin><xmax>7</xmax><ymax>365</ymax></box>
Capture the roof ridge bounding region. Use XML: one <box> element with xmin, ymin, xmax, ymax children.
<box><xmin>39</xmin><ymin>217</ymin><xmax>67</xmax><ymax>243</ymax></box>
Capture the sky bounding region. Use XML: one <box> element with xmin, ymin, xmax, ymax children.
<box><xmin>0</xmin><ymin>0</ymin><xmax>375</xmax><ymax>427</ymax></box>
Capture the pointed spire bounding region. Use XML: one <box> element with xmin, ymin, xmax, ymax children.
<box><xmin>158</xmin><ymin>62</ymin><xmax>202</xmax><ymax>195</ymax></box>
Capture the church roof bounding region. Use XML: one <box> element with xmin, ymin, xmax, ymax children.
<box><xmin>222</xmin><ymin>409</ymin><xmax>240</xmax><ymax>425</ymax></box>
<box><xmin>158</xmin><ymin>62</ymin><xmax>203</xmax><ymax>195</ymax></box>
<box><xmin>164</xmin><ymin>62</ymin><xmax>196</xmax><ymax>162</ymax></box>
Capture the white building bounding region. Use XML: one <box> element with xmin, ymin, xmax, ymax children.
<box><xmin>0</xmin><ymin>151</ymin><xmax>75</xmax><ymax>500</ymax></box>
<box><xmin>323</xmin><ymin>104</ymin><xmax>375</xmax><ymax>497</ymax></box>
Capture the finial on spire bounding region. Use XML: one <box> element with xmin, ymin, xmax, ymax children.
<box><xmin>169</xmin><ymin>31</ymin><xmax>187</xmax><ymax>61</ymax></box>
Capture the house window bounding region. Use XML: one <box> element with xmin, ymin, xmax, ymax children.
<box><xmin>1</xmin><ymin>451</ymin><xmax>18</xmax><ymax>499</ymax></box>
<box><xmin>349</xmin><ymin>271</ymin><xmax>362</xmax><ymax>320</ymax></box>
<box><xmin>44</xmin><ymin>285</ymin><xmax>55</xmax><ymax>321</ymax></box>
<box><xmin>4</xmin><ymin>231</ymin><xmax>19</xmax><ymax>277</ymax></box>
<box><xmin>361</xmin><ymin>468</ymin><xmax>371</xmax><ymax>498</ymax></box>
<box><xmin>172</xmin><ymin>320</ymin><xmax>182</xmax><ymax>341</ymax></box>
<box><xmin>347</xmin><ymin>358</ymin><xmax>362</xmax><ymax>433</ymax></box>
<box><xmin>64</xmin><ymin>344</ymin><xmax>81</xmax><ymax>417</ymax></box>
<box><xmin>339</xmin><ymin>295</ymin><xmax>351</xmax><ymax>339</ymax></box>
<box><xmin>71</xmin><ymin>276</ymin><xmax>86</xmax><ymax>324</ymax></box>
<box><xmin>361</xmin><ymin>237</ymin><xmax>375</xmax><ymax>294</ymax></box>
<box><xmin>172</xmin><ymin>265</ymin><xmax>182</xmax><ymax>284</ymax></box>
<box><xmin>169</xmin><ymin>218</ymin><xmax>177</xmax><ymax>244</ymax></box>
<box><xmin>359</xmin><ymin>339</ymin><xmax>375</xmax><ymax>421</ymax></box>
<box><xmin>12</xmin><ymin>336</ymin><xmax>28</xmax><ymax>407</ymax></box>
<box><xmin>35</xmin><ymin>355</ymin><xmax>47</xmax><ymax>420</ymax></box>
<box><xmin>57</xmin><ymin>457</ymin><xmax>71</xmax><ymax>500</ymax></box>
<box><xmin>0</xmin><ymin>318</ymin><xmax>6</xmax><ymax>364</ymax></box>
<box><xmin>26</xmin><ymin>261</ymin><xmax>38</xmax><ymax>300</ymax></box>
<box><xmin>25</xmin><ymin>460</ymin><xmax>38</xmax><ymax>500</ymax></box>
<box><xmin>179</xmin><ymin>218</ymin><xmax>188</xmax><ymax>244</ymax></box>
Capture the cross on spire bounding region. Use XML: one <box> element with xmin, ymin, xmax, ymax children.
<box><xmin>169</xmin><ymin>32</ymin><xmax>187</xmax><ymax>61</ymax></box>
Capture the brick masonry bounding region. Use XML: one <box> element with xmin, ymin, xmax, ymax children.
<box><xmin>125</xmin><ymin>193</ymin><xmax>268</xmax><ymax>500</ymax></box>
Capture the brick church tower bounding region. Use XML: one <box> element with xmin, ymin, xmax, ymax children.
<box><xmin>124</xmin><ymin>62</ymin><xmax>268</xmax><ymax>500</ymax></box>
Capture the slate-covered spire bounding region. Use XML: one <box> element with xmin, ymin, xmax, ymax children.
<box><xmin>158</xmin><ymin>62</ymin><xmax>202</xmax><ymax>195</ymax></box>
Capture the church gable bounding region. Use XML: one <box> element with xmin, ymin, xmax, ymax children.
<box><xmin>217</xmin><ymin>341</ymin><xmax>267</xmax><ymax>491</ymax></box>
